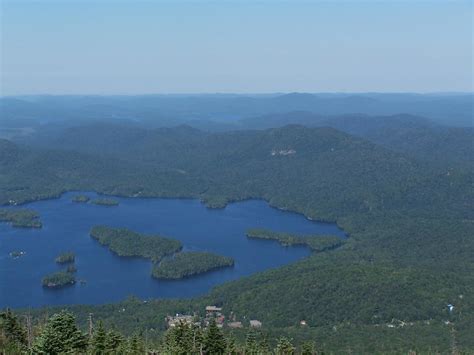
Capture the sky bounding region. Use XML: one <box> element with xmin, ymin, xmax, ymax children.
<box><xmin>0</xmin><ymin>0</ymin><xmax>472</xmax><ymax>95</ymax></box>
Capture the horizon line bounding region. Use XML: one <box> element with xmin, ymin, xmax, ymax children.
<box><xmin>2</xmin><ymin>91</ymin><xmax>473</xmax><ymax>98</ymax></box>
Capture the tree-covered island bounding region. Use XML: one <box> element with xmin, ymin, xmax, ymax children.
<box><xmin>90</xmin><ymin>198</ymin><xmax>119</xmax><ymax>206</ymax></box>
<box><xmin>72</xmin><ymin>195</ymin><xmax>90</xmax><ymax>203</ymax></box>
<box><xmin>0</xmin><ymin>209</ymin><xmax>42</xmax><ymax>228</ymax></box>
<box><xmin>152</xmin><ymin>252</ymin><xmax>234</xmax><ymax>279</ymax></box>
<box><xmin>246</xmin><ymin>228</ymin><xmax>345</xmax><ymax>252</ymax></box>
<box><xmin>89</xmin><ymin>226</ymin><xmax>182</xmax><ymax>262</ymax></box>
<box><xmin>55</xmin><ymin>251</ymin><xmax>75</xmax><ymax>264</ymax></box>
<box><xmin>42</xmin><ymin>271</ymin><xmax>76</xmax><ymax>288</ymax></box>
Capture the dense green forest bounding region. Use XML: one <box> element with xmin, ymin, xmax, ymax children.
<box><xmin>0</xmin><ymin>208</ymin><xmax>42</xmax><ymax>228</ymax></box>
<box><xmin>0</xmin><ymin>122</ymin><xmax>472</xmax><ymax>352</ymax></box>
<box><xmin>153</xmin><ymin>252</ymin><xmax>234</xmax><ymax>279</ymax></box>
<box><xmin>246</xmin><ymin>229</ymin><xmax>344</xmax><ymax>251</ymax></box>
<box><xmin>41</xmin><ymin>271</ymin><xmax>76</xmax><ymax>289</ymax></box>
<box><xmin>89</xmin><ymin>226</ymin><xmax>182</xmax><ymax>263</ymax></box>
<box><xmin>239</xmin><ymin>112</ymin><xmax>474</xmax><ymax>168</ymax></box>
<box><xmin>55</xmin><ymin>251</ymin><xmax>75</xmax><ymax>264</ymax></box>
<box><xmin>1</xmin><ymin>308</ymin><xmax>342</xmax><ymax>354</ymax></box>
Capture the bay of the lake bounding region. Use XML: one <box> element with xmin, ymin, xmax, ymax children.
<box><xmin>0</xmin><ymin>192</ymin><xmax>345</xmax><ymax>308</ymax></box>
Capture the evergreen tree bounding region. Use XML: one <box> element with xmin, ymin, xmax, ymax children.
<box><xmin>33</xmin><ymin>310</ymin><xmax>87</xmax><ymax>354</ymax></box>
<box><xmin>225</xmin><ymin>332</ymin><xmax>238</xmax><ymax>355</ymax></box>
<box><xmin>203</xmin><ymin>318</ymin><xmax>226</xmax><ymax>354</ymax></box>
<box><xmin>191</xmin><ymin>324</ymin><xmax>204</xmax><ymax>354</ymax></box>
<box><xmin>104</xmin><ymin>329</ymin><xmax>124</xmax><ymax>353</ymax></box>
<box><xmin>90</xmin><ymin>320</ymin><xmax>107</xmax><ymax>354</ymax></box>
<box><xmin>164</xmin><ymin>321</ymin><xmax>195</xmax><ymax>354</ymax></box>
<box><xmin>301</xmin><ymin>341</ymin><xmax>316</xmax><ymax>355</ymax></box>
<box><xmin>259</xmin><ymin>333</ymin><xmax>271</xmax><ymax>354</ymax></box>
<box><xmin>128</xmin><ymin>333</ymin><xmax>145</xmax><ymax>354</ymax></box>
<box><xmin>0</xmin><ymin>308</ymin><xmax>27</xmax><ymax>347</ymax></box>
<box><xmin>116</xmin><ymin>337</ymin><xmax>130</xmax><ymax>354</ymax></box>
<box><xmin>244</xmin><ymin>329</ymin><xmax>258</xmax><ymax>355</ymax></box>
<box><xmin>0</xmin><ymin>315</ymin><xmax>26</xmax><ymax>355</ymax></box>
<box><xmin>275</xmin><ymin>337</ymin><xmax>295</xmax><ymax>355</ymax></box>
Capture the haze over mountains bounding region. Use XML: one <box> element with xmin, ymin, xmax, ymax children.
<box><xmin>2</xmin><ymin>93</ymin><xmax>472</xmax><ymax>170</ymax></box>
<box><xmin>1</xmin><ymin>93</ymin><xmax>472</xmax><ymax>127</ymax></box>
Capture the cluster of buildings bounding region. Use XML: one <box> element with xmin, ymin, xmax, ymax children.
<box><xmin>165</xmin><ymin>314</ymin><xmax>199</xmax><ymax>328</ymax></box>
<box><xmin>166</xmin><ymin>305</ymin><xmax>262</xmax><ymax>330</ymax></box>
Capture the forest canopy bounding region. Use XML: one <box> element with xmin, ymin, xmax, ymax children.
<box><xmin>152</xmin><ymin>252</ymin><xmax>234</xmax><ymax>279</ymax></box>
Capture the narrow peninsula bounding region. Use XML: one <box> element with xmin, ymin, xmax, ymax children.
<box><xmin>152</xmin><ymin>252</ymin><xmax>234</xmax><ymax>280</ymax></box>
<box><xmin>246</xmin><ymin>228</ymin><xmax>345</xmax><ymax>252</ymax></box>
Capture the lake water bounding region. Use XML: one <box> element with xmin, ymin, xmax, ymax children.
<box><xmin>0</xmin><ymin>192</ymin><xmax>345</xmax><ymax>308</ymax></box>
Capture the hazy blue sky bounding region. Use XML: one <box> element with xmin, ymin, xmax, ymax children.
<box><xmin>1</xmin><ymin>0</ymin><xmax>472</xmax><ymax>95</ymax></box>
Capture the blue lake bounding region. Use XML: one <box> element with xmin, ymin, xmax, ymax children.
<box><xmin>0</xmin><ymin>192</ymin><xmax>345</xmax><ymax>308</ymax></box>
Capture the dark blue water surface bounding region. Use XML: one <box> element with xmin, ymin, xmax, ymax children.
<box><xmin>0</xmin><ymin>192</ymin><xmax>345</xmax><ymax>308</ymax></box>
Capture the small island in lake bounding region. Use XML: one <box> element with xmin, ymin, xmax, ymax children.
<box><xmin>42</xmin><ymin>271</ymin><xmax>76</xmax><ymax>288</ymax></box>
<box><xmin>152</xmin><ymin>252</ymin><xmax>234</xmax><ymax>279</ymax></box>
<box><xmin>55</xmin><ymin>251</ymin><xmax>75</xmax><ymax>264</ymax></box>
<box><xmin>72</xmin><ymin>195</ymin><xmax>90</xmax><ymax>203</ymax></box>
<box><xmin>90</xmin><ymin>225</ymin><xmax>182</xmax><ymax>262</ymax></box>
<box><xmin>246</xmin><ymin>228</ymin><xmax>345</xmax><ymax>252</ymax></box>
<box><xmin>0</xmin><ymin>209</ymin><xmax>42</xmax><ymax>228</ymax></box>
<box><xmin>9</xmin><ymin>251</ymin><xmax>26</xmax><ymax>259</ymax></box>
<box><xmin>91</xmin><ymin>198</ymin><xmax>119</xmax><ymax>206</ymax></box>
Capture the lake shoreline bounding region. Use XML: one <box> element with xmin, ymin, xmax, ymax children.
<box><xmin>0</xmin><ymin>191</ymin><xmax>346</xmax><ymax>309</ymax></box>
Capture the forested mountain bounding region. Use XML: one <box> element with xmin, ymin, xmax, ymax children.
<box><xmin>0</xmin><ymin>123</ymin><xmax>473</xmax><ymax>352</ymax></box>
<box><xmin>4</xmin><ymin>96</ymin><xmax>472</xmax><ymax>168</ymax></box>
<box><xmin>1</xmin><ymin>93</ymin><xmax>472</xmax><ymax>126</ymax></box>
<box><xmin>2</xmin><ymin>124</ymin><xmax>470</xmax><ymax>218</ymax></box>
<box><xmin>239</xmin><ymin>112</ymin><xmax>474</xmax><ymax>167</ymax></box>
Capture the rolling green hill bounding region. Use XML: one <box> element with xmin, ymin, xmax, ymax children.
<box><xmin>1</xmin><ymin>124</ymin><xmax>473</xmax><ymax>352</ymax></box>
<box><xmin>239</xmin><ymin>112</ymin><xmax>474</xmax><ymax>167</ymax></box>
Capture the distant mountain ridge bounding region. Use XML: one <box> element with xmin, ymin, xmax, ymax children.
<box><xmin>238</xmin><ymin>112</ymin><xmax>474</xmax><ymax>167</ymax></box>
<box><xmin>1</xmin><ymin>92</ymin><xmax>472</xmax><ymax>126</ymax></box>
<box><xmin>18</xmin><ymin>111</ymin><xmax>473</xmax><ymax>169</ymax></box>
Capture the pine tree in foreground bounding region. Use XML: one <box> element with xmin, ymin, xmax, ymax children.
<box><xmin>203</xmin><ymin>318</ymin><xmax>226</xmax><ymax>354</ymax></box>
<box><xmin>0</xmin><ymin>309</ymin><xmax>27</xmax><ymax>345</ymax></box>
<box><xmin>128</xmin><ymin>333</ymin><xmax>145</xmax><ymax>354</ymax></box>
<box><xmin>104</xmin><ymin>328</ymin><xmax>125</xmax><ymax>353</ymax></box>
<box><xmin>225</xmin><ymin>332</ymin><xmax>238</xmax><ymax>355</ymax></box>
<box><xmin>32</xmin><ymin>310</ymin><xmax>88</xmax><ymax>354</ymax></box>
<box><xmin>301</xmin><ymin>341</ymin><xmax>317</xmax><ymax>355</ymax></box>
<box><xmin>0</xmin><ymin>309</ymin><xmax>27</xmax><ymax>354</ymax></box>
<box><xmin>258</xmin><ymin>333</ymin><xmax>272</xmax><ymax>354</ymax></box>
<box><xmin>1</xmin><ymin>308</ymin><xmax>328</xmax><ymax>355</ymax></box>
<box><xmin>275</xmin><ymin>336</ymin><xmax>296</xmax><ymax>355</ymax></box>
<box><xmin>163</xmin><ymin>321</ymin><xmax>195</xmax><ymax>354</ymax></box>
<box><xmin>89</xmin><ymin>320</ymin><xmax>107</xmax><ymax>354</ymax></box>
<box><xmin>244</xmin><ymin>328</ymin><xmax>259</xmax><ymax>354</ymax></box>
